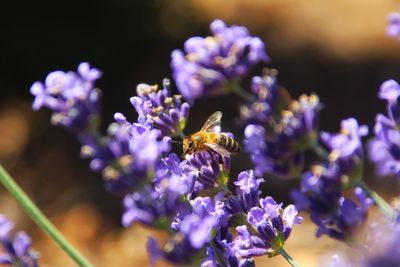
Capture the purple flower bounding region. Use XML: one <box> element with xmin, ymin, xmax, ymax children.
<box><xmin>181</xmin><ymin>150</ymin><xmax>230</xmax><ymax>193</ymax></box>
<box><xmin>146</xmin><ymin>195</ymin><xmax>227</xmax><ymax>266</ymax></box>
<box><xmin>154</xmin><ymin>153</ymin><xmax>196</xmax><ymax>195</ymax></box>
<box><xmin>240</xmin><ymin>70</ymin><xmax>280</xmax><ymax>124</ymax></box>
<box><xmin>369</xmin><ymin>80</ymin><xmax>400</xmax><ymax>178</ymax></box>
<box><xmin>130</xmin><ymin>79</ymin><xmax>190</xmax><ymax>136</ymax></box>
<box><xmin>321</xmin><ymin>118</ymin><xmax>368</xmax><ymax>178</ymax></box>
<box><xmin>80</xmin><ymin>113</ymin><xmax>170</xmax><ymax>193</ymax></box>
<box><xmin>278</xmin><ymin>94</ymin><xmax>321</xmax><ymax>147</ymax></box>
<box><xmin>30</xmin><ymin>62</ymin><xmax>102</xmax><ymax>133</ymax></box>
<box><xmin>244</xmin><ymin>124</ymin><xmax>304</xmax><ymax>179</ymax></box>
<box><xmin>387</xmin><ymin>12</ymin><xmax>400</xmax><ymax>39</ymax></box>
<box><xmin>247</xmin><ymin>197</ymin><xmax>302</xmax><ymax>250</ymax></box>
<box><xmin>122</xmin><ymin>154</ymin><xmax>196</xmax><ymax>229</ymax></box>
<box><xmin>291</xmin><ymin>165</ymin><xmax>371</xmax><ymax>240</ymax></box>
<box><xmin>244</xmin><ymin>93</ymin><xmax>320</xmax><ymax>179</ymax></box>
<box><xmin>0</xmin><ymin>215</ymin><xmax>39</xmax><ymax>267</ymax></box>
<box><xmin>171</xmin><ymin>19</ymin><xmax>268</xmax><ymax>101</ymax></box>
<box><xmin>227</xmin><ymin>195</ymin><xmax>301</xmax><ymax>261</ymax></box>
<box><xmin>121</xmin><ymin>185</ymin><xmax>188</xmax><ymax>229</ymax></box>
<box><xmin>229</xmin><ymin>226</ymin><xmax>268</xmax><ymax>258</ymax></box>
<box><xmin>227</xmin><ymin>170</ymin><xmax>264</xmax><ymax>214</ymax></box>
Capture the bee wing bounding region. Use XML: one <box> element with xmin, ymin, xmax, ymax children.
<box><xmin>204</xmin><ymin>142</ymin><xmax>231</xmax><ymax>158</ymax></box>
<box><xmin>200</xmin><ymin>111</ymin><xmax>222</xmax><ymax>133</ymax></box>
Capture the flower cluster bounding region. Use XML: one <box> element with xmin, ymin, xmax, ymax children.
<box><xmin>81</xmin><ymin>112</ymin><xmax>171</xmax><ymax>193</ymax></box>
<box><xmin>27</xmin><ymin>16</ymin><xmax>400</xmax><ymax>267</ymax></box>
<box><xmin>368</xmin><ymin>80</ymin><xmax>400</xmax><ymax>178</ymax></box>
<box><xmin>130</xmin><ymin>79</ymin><xmax>190</xmax><ymax>137</ymax></box>
<box><xmin>291</xmin><ymin>118</ymin><xmax>371</xmax><ymax>240</ymax></box>
<box><xmin>0</xmin><ymin>215</ymin><xmax>39</xmax><ymax>267</ymax></box>
<box><xmin>239</xmin><ymin>69</ymin><xmax>280</xmax><ymax>125</ymax></box>
<box><xmin>30</xmin><ymin>62</ymin><xmax>102</xmax><ymax>133</ymax></box>
<box><xmin>171</xmin><ymin>19</ymin><xmax>268</xmax><ymax>101</ymax></box>
<box><xmin>30</xmin><ymin>19</ymin><xmax>306</xmax><ymax>265</ymax></box>
<box><xmin>244</xmin><ymin>92</ymin><xmax>321</xmax><ymax>179</ymax></box>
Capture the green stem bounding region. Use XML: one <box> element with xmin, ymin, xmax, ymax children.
<box><xmin>310</xmin><ymin>142</ymin><xmax>329</xmax><ymax>160</ymax></box>
<box><xmin>0</xmin><ymin>165</ymin><xmax>93</xmax><ymax>267</ymax></box>
<box><xmin>230</xmin><ymin>82</ymin><xmax>255</xmax><ymax>102</ymax></box>
<box><xmin>278</xmin><ymin>247</ymin><xmax>301</xmax><ymax>267</ymax></box>
<box><xmin>357</xmin><ymin>180</ymin><xmax>396</xmax><ymax>220</ymax></box>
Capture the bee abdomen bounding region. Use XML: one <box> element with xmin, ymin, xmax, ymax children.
<box><xmin>218</xmin><ymin>134</ymin><xmax>241</xmax><ymax>153</ymax></box>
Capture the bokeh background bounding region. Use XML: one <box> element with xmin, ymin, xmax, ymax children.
<box><xmin>1</xmin><ymin>0</ymin><xmax>400</xmax><ymax>266</ymax></box>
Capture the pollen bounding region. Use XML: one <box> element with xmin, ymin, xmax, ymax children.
<box><xmin>102</xmin><ymin>166</ymin><xmax>120</xmax><ymax>180</ymax></box>
<box><xmin>329</xmin><ymin>149</ymin><xmax>340</xmax><ymax>162</ymax></box>
<box><xmin>80</xmin><ymin>145</ymin><xmax>94</xmax><ymax>157</ymax></box>
<box><xmin>118</xmin><ymin>155</ymin><xmax>133</xmax><ymax>167</ymax></box>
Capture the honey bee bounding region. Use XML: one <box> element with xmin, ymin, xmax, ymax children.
<box><xmin>183</xmin><ymin>111</ymin><xmax>241</xmax><ymax>161</ymax></box>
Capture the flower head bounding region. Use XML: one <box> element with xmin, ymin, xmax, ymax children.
<box><xmin>247</xmin><ymin>197</ymin><xmax>302</xmax><ymax>249</ymax></box>
<box><xmin>244</xmin><ymin>124</ymin><xmax>304</xmax><ymax>179</ymax></box>
<box><xmin>387</xmin><ymin>12</ymin><xmax>400</xmax><ymax>39</ymax></box>
<box><xmin>80</xmin><ymin>113</ymin><xmax>170</xmax><ymax>193</ymax></box>
<box><xmin>292</xmin><ymin>165</ymin><xmax>371</xmax><ymax>240</ymax></box>
<box><xmin>171</xmin><ymin>19</ymin><xmax>268</xmax><ymax>101</ymax></box>
<box><xmin>321</xmin><ymin>118</ymin><xmax>368</xmax><ymax>178</ymax></box>
<box><xmin>30</xmin><ymin>62</ymin><xmax>102</xmax><ymax>133</ymax></box>
<box><xmin>244</xmin><ymin>93</ymin><xmax>320</xmax><ymax>179</ymax></box>
<box><xmin>228</xmin><ymin>197</ymin><xmax>301</xmax><ymax>260</ymax></box>
<box><xmin>240</xmin><ymin>70</ymin><xmax>280</xmax><ymax>124</ymax></box>
<box><xmin>181</xmin><ymin>150</ymin><xmax>230</xmax><ymax>194</ymax></box>
<box><xmin>130</xmin><ymin>79</ymin><xmax>190</xmax><ymax>136</ymax></box>
<box><xmin>369</xmin><ymin>80</ymin><xmax>400</xmax><ymax>179</ymax></box>
<box><xmin>227</xmin><ymin>170</ymin><xmax>264</xmax><ymax>214</ymax></box>
<box><xmin>0</xmin><ymin>215</ymin><xmax>39</xmax><ymax>267</ymax></box>
<box><xmin>147</xmin><ymin>195</ymin><xmax>228</xmax><ymax>266</ymax></box>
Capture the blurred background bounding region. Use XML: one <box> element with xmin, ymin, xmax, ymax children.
<box><xmin>1</xmin><ymin>0</ymin><xmax>400</xmax><ymax>266</ymax></box>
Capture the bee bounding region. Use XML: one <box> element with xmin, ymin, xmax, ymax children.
<box><xmin>183</xmin><ymin>111</ymin><xmax>241</xmax><ymax>161</ymax></box>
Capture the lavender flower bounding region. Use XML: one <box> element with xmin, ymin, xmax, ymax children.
<box><xmin>147</xmin><ymin>195</ymin><xmax>228</xmax><ymax>266</ymax></box>
<box><xmin>30</xmin><ymin>62</ymin><xmax>102</xmax><ymax>133</ymax></box>
<box><xmin>244</xmin><ymin>93</ymin><xmax>321</xmax><ymax>179</ymax></box>
<box><xmin>321</xmin><ymin>118</ymin><xmax>368</xmax><ymax>179</ymax></box>
<box><xmin>229</xmin><ymin>197</ymin><xmax>302</xmax><ymax>259</ymax></box>
<box><xmin>227</xmin><ymin>170</ymin><xmax>264</xmax><ymax>214</ymax></box>
<box><xmin>171</xmin><ymin>20</ymin><xmax>268</xmax><ymax>101</ymax></box>
<box><xmin>80</xmin><ymin>113</ymin><xmax>171</xmax><ymax>193</ymax></box>
<box><xmin>240</xmin><ymin>70</ymin><xmax>280</xmax><ymax>124</ymax></box>
<box><xmin>181</xmin><ymin>150</ymin><xmax>230</xmax><ymax>194</ymax></box>
<box><xmin>122</xmin><ymin>185</ymin><xmax>188</xmax><ymax>229</ymax></box>
<box><xmin>130</xmin><ymin>79</ymin><xmax>190</xmax><ymax>136</ymax></box>
<box><xmin>387</xmin><ymin>12</ymin><xmax>400</xmax><ymax>39</ymax></box>
<box><xmin>368</xmin><ymin>80</ymin><xmax>400</xmax><ymax>178</ymax></box>
<box><xmin>0</xmin><ymin>215</ymin><xmax>39</xmax><ymax>267</ymax></box>
<box><xmin>291</xmin><ymin>165</ymin><xmax>372</xmax><ymax>240</ymax></box>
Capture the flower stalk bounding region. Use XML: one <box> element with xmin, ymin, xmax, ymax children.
<box><xmin>0</xmin><ymin>165</ymin><xmax>94</xmax><ymax>267</ymax></box>
<box><xmin>230</xmin><ymin>81</ymin><xmax>255</xmax><ymax>102</ymax></box>
<box><xmin>278</xmin><ymin>247</ymin><xmax>301</xmax><ymax>267</ymax></box>
<box><xmin>357</xmin><ymin>180</ymin><xmax>396</xmax><ymax>220</ymax></box>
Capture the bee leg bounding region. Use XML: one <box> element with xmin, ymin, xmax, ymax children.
<box><xmin>206</xmin><ymin>149</ymin><xmax>215</xmax><ymax>162</ymax></box>
<box><xmin>217</xmin><ymin>154</ymin><xmax>224</xmax><ymax>165</ymax></box>
<box><xmin>206</xmin><ymin>149</ymin><xmax>224</xmax><ymax>165</ymax></box>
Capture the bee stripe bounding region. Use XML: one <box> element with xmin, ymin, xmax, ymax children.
<box><xmin>219</xmin><ymin>134</ymin><xmax>227</xmax><ymax>147</ymax></box>
<box><xmin>226</xmin><ymin>137</ymin><xmax>233</xmax><ymax>150</ymax></box>
<box><xmin>232</xmin><ymin>139</ymin><xmax>239</xmax><ymax>152</ymax></box>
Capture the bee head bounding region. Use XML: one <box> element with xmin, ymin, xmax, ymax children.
<box><xmin>183</xmin><ymin>137</ymin><xmax>195</xmax><ymax>155</ymax></box>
